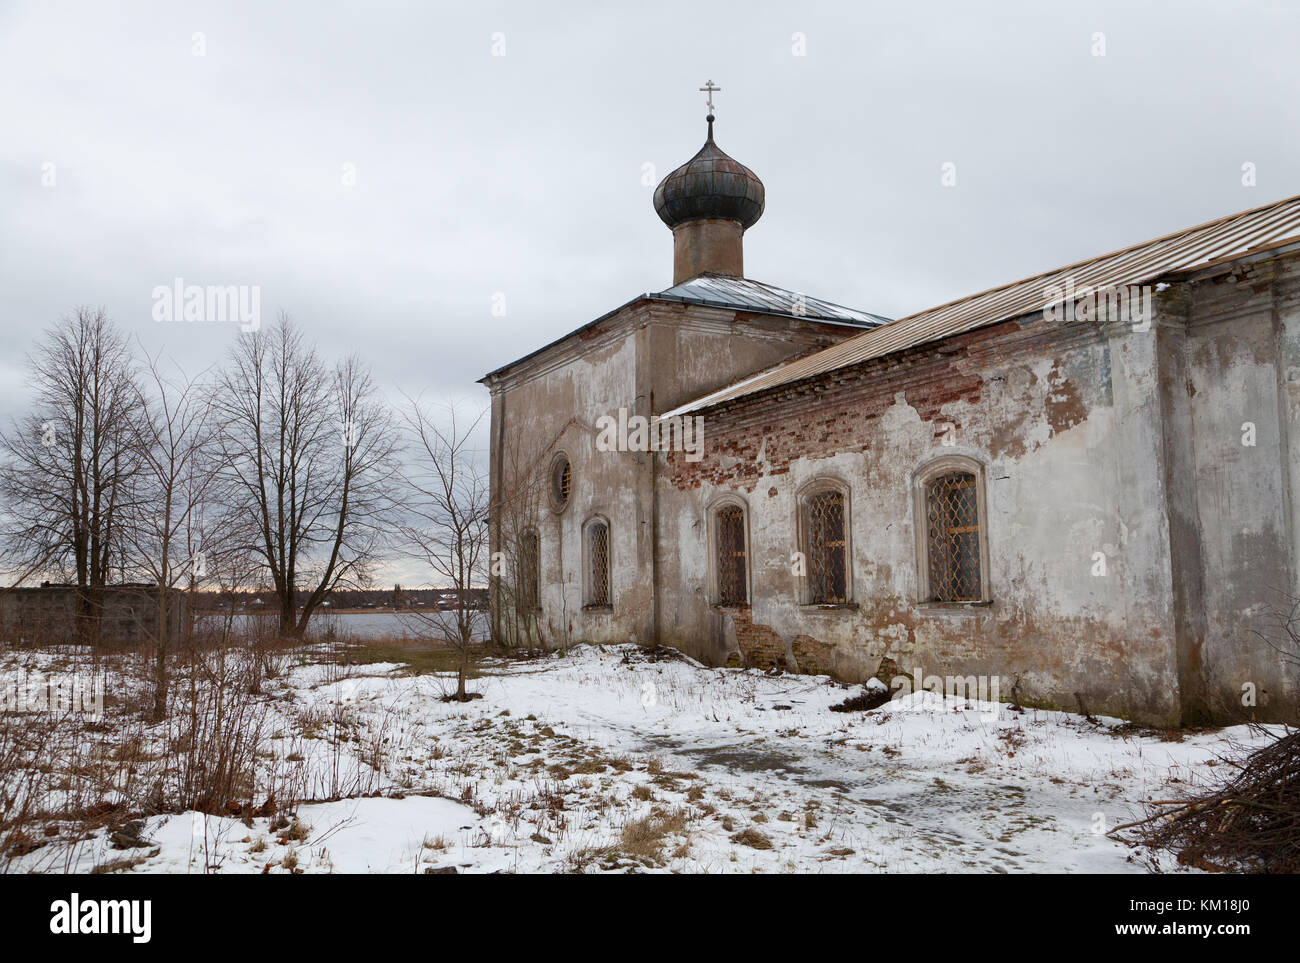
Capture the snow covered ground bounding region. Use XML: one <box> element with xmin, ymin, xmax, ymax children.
<box><xmin>2</xmin><ymin>642</ymin><xmax>1274</xmax><ymax>873</ymax></box>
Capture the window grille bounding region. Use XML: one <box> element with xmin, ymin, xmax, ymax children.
<box><xmin>806</xmin><ymin>490</ymin><xmax>847</xmax><ymax>604</ymax></box>
<box><xmin>926</xmin><ymin>471</ymin><xmax>982</xmax><ymax>601</ymax></box>
<box><xmin>587</xmin><ymin>521</ymin><xmax>609</xmax><ymax>607</ymax></box>
<box><xmin>716</xmin><ymin>505</ymin><xmax>747</xmax><ymax>604</ymax></box>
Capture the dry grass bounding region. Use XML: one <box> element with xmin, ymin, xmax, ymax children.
<box><xmin>90</xmin><ymin>853</ymin><xmax>153</xmax><ymax>874</ymax></box>
<box><xmin>0</xmin><ymin>624</ymin><xmax>374</xmax><ymax>872</ymax></box>
<box><xmin>565</xmin><ymin>807</ymin><xmax>692</xmax><ymax>871</ymax></box>
<box><xmin>618</xmin><ymin>807</ymin><xmax>690</xmax><ymax>863</ymax></box>
<box><xmin>730</xmin><ymin>827</ymin><xmax>773</xmax><ymax>850</ymax></box>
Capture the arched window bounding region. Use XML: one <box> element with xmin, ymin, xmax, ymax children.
<box><xmin>798</xmin><ymin>481</ymin><xmax>851</xmax><ymax>604</ymax></box>
<box><xmin>711</xmin><ymin>500</ymin><xmax>748</xmax><ymax>605</ymax></box>
<box><xmin>516</xmin><ymin>529</ymin><xmax>540</xmax><ymax>612</ymax></box>
<box><xmin>583</xmin><ymin>517</ymin><xmax>611</xmax><ymax>608</ymax></box>
<box><xmin>914</xmin><ymin>456</ymin><xmax>990</xmax><ymax>603</ymax></box>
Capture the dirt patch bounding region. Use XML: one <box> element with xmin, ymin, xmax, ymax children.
<box><xmin>680</xmin><ymin>746</ymin><xmax>808</xmax><ymax>777</ymax></box>
<box><xmin>621</xmin><ymin>644</ymin><xmax>693</xmax><ymax>665</ymax></box>
<box><xmin>830</xmin><ymin>685</ymin><xmax>891</xmax><ymax>713</ymax></box>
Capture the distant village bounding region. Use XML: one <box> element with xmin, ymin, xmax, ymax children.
<box><xmin>191</xmin><ymin>586</ymin><xmax>488</xmax><ymax>613</ymax></box>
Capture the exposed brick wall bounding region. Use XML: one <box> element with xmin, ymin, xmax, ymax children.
<box><xmin>729</xmin><ymin>606</ymin><xmax>786</xmax><ymax>669</ymax></box>
<box><xmin>663</xmin><ymin>320</ymin><xmax>1028</xmax><ymax>491</ymax></box>
<box><xmin>791</xmin><ymin>635</ymin><xmax>835</xmax><ymax>676</ymax></box>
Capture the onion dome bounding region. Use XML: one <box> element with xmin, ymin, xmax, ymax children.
<box><xmin>653</xmin><ymin>116</ymin><xmax>765</xmax><ymax>231</ymax></box>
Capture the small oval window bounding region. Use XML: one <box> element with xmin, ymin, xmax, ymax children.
<box><xmin>550</xmin><ymin>453</ymin><xmax>572</xmax><ymax>513</ymax></box>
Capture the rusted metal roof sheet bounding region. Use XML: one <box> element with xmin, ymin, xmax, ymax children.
<box><xmin>652</xmin><ymin>274</ymin><xmax>890</xmax><ymax>327</ymax></box>
<box><xmin>671</xmin><ymin>193</ymin><xmax>1300</xmax><ymax>415</ymax></box>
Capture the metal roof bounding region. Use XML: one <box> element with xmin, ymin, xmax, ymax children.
<box><xmin>479</xmin><ymin>274</ymin><xmax>886</xmax><ymax>384</ymax></box>
<box><xmin>670</xmin><ymin>193</ymin><xmax>1300</xmax><ymax>415</ymax></box>
<box><xmin>653</xmin><ymin>274</ymin><xmax>890</xmax><ymax>327</ymax></box>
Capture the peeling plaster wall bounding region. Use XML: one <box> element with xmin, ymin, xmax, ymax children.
<box><xmin>656</xmin><ymin>314</ymin><xmax>1187</xmax><ymax>724</ymax></box>
<box><xmin>1181</xmin><ymin>254</ymin><xmax>1300</xmax><ymax>720</ymax></box>
<box><xmin>491</xmin><ymin>309</ymin><xmax>651</xmax><ymax>647</ymax></box>
<box><xmin>487</xmin><ymin>253</ymin><xmax>1300</xmax><ymax>725</ymax></box>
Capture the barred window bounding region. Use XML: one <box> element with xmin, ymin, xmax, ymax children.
<box><xmin>517</xmin><ymin>529</ymin><xmax>540</xmax><ymax>612</ymax></box>
<box><xmin>803</xmin><ymin>487</ymin><xmax>848</xmax><ymax>604</ymax></box>
<box><xmin>549</xmin><ymin>453</ymin><xmax>572</xmax><ymax>513</ymax></box>
<box><xmin>715</xmin><ymin>504</ymin><xmax>747</xmax><ymax>605</ymax></box>
<box><xmin>925</xmin><ymin>470</ymin><xmax>983</xmax><ymax>602</ymax></box>
<box><xmin>586</xmin><ymin>519</ymin><xmax>610</xmax><ymax>608</ymax></box>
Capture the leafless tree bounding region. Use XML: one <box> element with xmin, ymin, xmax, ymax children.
<box><xmin>213</xmin><ymin>314</ymin><xmax>398</xmax><ymax>638</ymax></box>
<box><xmin>129</xmin><ymin>350</ymin><xmax>239</xmax><ymax>719</ymax></box>
<box><xmin>399</xmin><ymin>398</ymin><xmax>489</xmax><ymax>700</ymax></box>
<box><xmin>0</xmin><ymin>308</ymin><xmax>145</xmax><ymax>642</ymax></box>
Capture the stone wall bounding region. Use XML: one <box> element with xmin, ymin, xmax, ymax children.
<box><xmin>0</xmin><ymin>584</ymin><xmax>190</xmax><ymax>647</ymax></box>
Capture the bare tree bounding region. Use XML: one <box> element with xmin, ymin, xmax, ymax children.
<box><xmin>213</xmin><ymin>315</ymin><xmax>397</xmax><ymax>638</ymax></box>
<box><xmin>399</xmin><ymin>398</ymin><xmax>489</xmax><ymax>700</ymax></box>
<box><xmin>129</xmin><ymin>350</ymin><xmax>236</xmax><ymax>719</ymax></box>
<box><xmin>0</xmin><ymin>308</ymin><xmax>145</xmax><ymax>642</ymax></box>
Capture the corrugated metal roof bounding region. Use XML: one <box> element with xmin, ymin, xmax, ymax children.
<box><xmin>652</xmin><ymin>274</ymin><xmax>891</xmax><ymax>327</ymax></box>
<box><xmin>670</xmin><ymin>193</ymin><xmax>1300</xmax><ymax>415</ymax></box>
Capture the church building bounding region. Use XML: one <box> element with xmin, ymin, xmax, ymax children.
<box><xmin>481</xmin><ymin>104</ymin><xmax>1300</xmax><ymax>726</ymax></box>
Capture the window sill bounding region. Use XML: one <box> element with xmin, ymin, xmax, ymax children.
<box><xmin>916</xmin><ymin>599</ymin><xmax>992</xmax><ymax>610</ymax></box>
<box><xmin>582</xmin><ymin>604</ymin><xmax>613</xmax><ymax>613</ymax></box>
<box><xmin>711</xmin><ymin>602</ymin><xmax>750</xmax><ymax>610</ymax></box>
<box><xmin>799</xmin><ymin>602</ymin><xmax>859</xmax><ymax>612</ymax></box>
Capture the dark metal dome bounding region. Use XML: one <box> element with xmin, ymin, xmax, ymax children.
<box><xmin>653</xmin><ymin>116</ymin><xmax>765</xmax><ymax>231</ymax></box>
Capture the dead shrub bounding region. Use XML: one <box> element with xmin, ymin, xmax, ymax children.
<box><xmin>162</xmin><ymin>647</ymin><xmax>272</xmax><ymax>815</ymax></box>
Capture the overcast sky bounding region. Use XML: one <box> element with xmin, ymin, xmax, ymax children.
<box><xmin>2</xmin><ymin>0</ymin><xmax>1298</xmax><ymax>584</ymax></box>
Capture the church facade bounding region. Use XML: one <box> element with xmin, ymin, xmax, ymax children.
<box><xmin>481</xmin><ymin>113</ymin><xmax>1300</xmax><ymax>726</ymax></box>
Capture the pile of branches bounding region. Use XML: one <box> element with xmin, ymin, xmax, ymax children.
<box><xmin>1118</xmin><ymin>729</ymin><xmax>1300</xmax><ymax>873</ymax></box>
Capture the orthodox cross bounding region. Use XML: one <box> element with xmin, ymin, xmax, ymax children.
<box><xmin>699</xmin><ymin>79</ymin><xmax>721</xmax><ymax>114</ymax></box>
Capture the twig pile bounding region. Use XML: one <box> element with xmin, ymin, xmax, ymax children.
<box><xmin>1117</xmin><ymin>730</ymin><xmax>1300</xmax><ymax>873</ymax></box>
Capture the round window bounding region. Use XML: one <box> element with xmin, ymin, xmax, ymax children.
<box><xmin>549</xmin><ymin>453</ymin><xmax>572</xmax><ymax>513</ymax></box>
